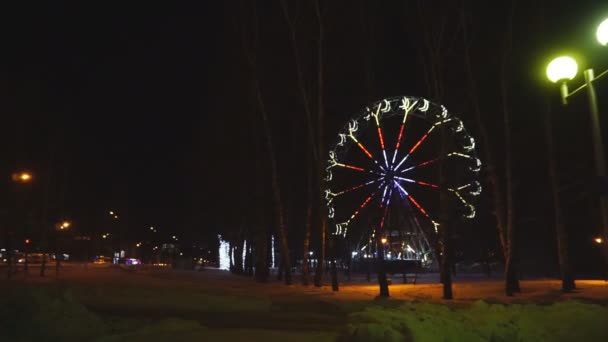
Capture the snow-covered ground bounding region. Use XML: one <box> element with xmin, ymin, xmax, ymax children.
<box><xmin>1</xmin><ymin>266</ymin><xmax>607</xmax><ymax>341</ymax></box>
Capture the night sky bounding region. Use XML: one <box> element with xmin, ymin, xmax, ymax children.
<box><xmin>1</xmin><ymin>1</ymin><xmax>607</xmax><ymax>273</ymax></box>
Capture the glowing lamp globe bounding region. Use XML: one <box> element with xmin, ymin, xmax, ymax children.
<box><xmin>598</xmin><ymin>18</ymin><xmax>608</xmax><ymax>45</ymax></box>
<box><xmin>546</xmin><ymin>56</ymin><xmax>578</xmax><ymax>83</ymax></box>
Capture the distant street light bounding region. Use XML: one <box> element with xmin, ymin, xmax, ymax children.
<box><xmin>546</xmin><ymin>17</ymin><xmax>608</xmax><ymax>274</ymax></box>
<box><xmin>381</xmin><ymin>238</ymin><xmax>387</xmax><ymax>245</ymax></box>
<box><xmin>12</xmin><ymin>171</ymin><xmax>33</xmax><ymax>183</ymax></box>
<box><xmin>57</xmin><ymin>220</ymin><xmax>71</xmax><ymax>230</ymax></box>
<box><xmin>596</xmin><ymin>237</ymin><xmax>604</xmax><ymax>244</ymax></box>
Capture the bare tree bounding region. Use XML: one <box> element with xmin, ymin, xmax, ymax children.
<box><xmin>238</xmin><ymin>1</ymin><xmax>292</xmax><ymax>285</ymax></box>
<box><xmin>279</xmin><ymin>0</ymin><xmax>316</xmax><ymax>286</ymax></box>
<box><xmin>413</xmin><ymin>0</ymin><xmax>459</xmax><ymax>299</ymax></box>
<box><xmin>498</xmin><ymin>2</ymin><xmax>520</xmax><ymax>296</ymax></box>
<box><xmin>460</xmin><ymin>2</ymin><xmax>521</xmax><ymax>295</ymax></box>
<box><xmin>279</xmin><ymin>0</ymin><xmax>335</xmax><ymax>290</ymax></box>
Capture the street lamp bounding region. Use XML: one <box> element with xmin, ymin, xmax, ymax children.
<box><xmin>54</xmin><ymin>220</ymin><xmax>72</xmax><ymax>275</ymax></box>
<box><xmin>595</xmin><ymin>237</ymin><xmax>604</xmax><ymax>244</ymax></box>
<box><xmin>597</xmin><ymin>18</ymin><xmax>608</xmax><ymax>46</ymax></box>
<box><xmin>546</xmin><ymin>56</ymin><xmax>578</xmax><ymax>105</ymax></box>
<box><xmin>546</xmin><ymin>17</ymin><xmax>608</xmax><ymax>272</ymax></box>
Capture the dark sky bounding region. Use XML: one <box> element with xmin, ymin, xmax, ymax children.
<box><xmin>1</xmin><ymin>1</ymin><xmax>607</xmax><ymax>272</ymax></box>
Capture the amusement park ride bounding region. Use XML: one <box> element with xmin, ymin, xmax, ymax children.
<box><xmin>325</xmin><ymin>96</ymin><xmax>481</xmax><ymax>269</ymax></box>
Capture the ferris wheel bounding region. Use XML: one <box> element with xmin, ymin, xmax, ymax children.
<box><xmin>324</xmin><ymin>96</ymin><xmax>481</xmax><ymax>260</ymax></box>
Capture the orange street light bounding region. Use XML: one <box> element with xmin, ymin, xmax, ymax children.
<box><xmin>595</xmin><ymin>237</ymin><xmax>604</xmax><ymax>244</ymax></box>
<box><xmin>12</xmin><ymin>171</ymin><xmax>33</xmax><ymax>183</ymax></box>
<box><xmin>57</xmin><ymin>221</ymin><xmax>71</xmax><ymax>230</ymax></box>
<box><xmin>381</xmin><ymin>238</ymin><xmax>387</xmax><ymax>245</ymax></box>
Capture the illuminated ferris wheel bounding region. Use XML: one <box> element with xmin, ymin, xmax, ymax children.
<box><xmin>325</xmin><ymin>96</ymin><xmax>481</xmax><ymax>261</ymax></box>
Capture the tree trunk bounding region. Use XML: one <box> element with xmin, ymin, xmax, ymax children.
<box><xmin>314</xmin><ymin>218</ymin><xmax>326</xmax><ymax>287</ymax></box>
<box><xmin>376</xmin><ymin>234</ymin><xmax>390</xmax><ymax>298</ymax></box>
<box><xmin>279</xmin><ymin>0</ymin><xmax>328</xmax><ymax>288</ymax></box>
<box><xmin>6</xmin><ymin>233</ymin><xmax>13</xmax><ymax>279</ymax></box>
<box><xmin>277</xmin><ymin>260</ymin><xmax>284</xmax><ymax>281</ymax></box>
<box><xmin>301</xmin><ymin>151</ymin><xmax>314</xmax><ymax>285</ymax></box>
<box><xmin>544</xmin><ymin>103</ymin><xmax>575</xmax><ymax>291</ymax></box>
<box><xmin>24</xmin><ymin>248</ymin><xmax>29</xmax><ymax>274</ymax></box>
<box><xmin>500</xmin><ymin>3</ymin><xmax>520</xmax><ymax>296</ymax></box>
<box><xmin>302</xmin><ymin>193</ymin><xmax>312</xmax><ymax>286</ymax></box>
<box><xmin>329</xmin><ymin>234</ymin><xmax>339</xmax><ymax>291</ymax></box>
<box><xmin>254</xmin><ymin>230</ymin><xmax>269</xmax><ymax>282</ymax></box>
<box><xmin>462</xmin><ymin>24</ymin><xmax>508</xmax><ymax>260</ymax></box>
<box><xmin>439</xmin><ymin>129</ymin><xmax>453</xmax><ymax>299</ymax></box>
<box><xmin>40</xmin><ymin>253</ymin><xmax>46</xmax><ymax>277</ymax></box>
<box><xmin>239</xmin><ymin>0</ymin><xmax>292</xmax><ymax>286</ymax></box>
<box><xmin>313</xmin><ymin>0</ymin><xmax>327</xmax><ymax>289</ymax></box>
<box><xmin>55</xmin><ymin>241</ymin><xmax>61</xmax><ymax>277</ymax></box>
<box><xmin>233</xmin><ymin>239</ymin><xmax>243</xmax><ymax>274</ymax></box>
<box><xmin>440</xmin><ymin>238</ymin><xmax>453</xmax><ymax>299</ymax></box>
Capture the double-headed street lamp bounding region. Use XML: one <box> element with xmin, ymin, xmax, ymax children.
<box><xmin>546</xmin><ymin>18</ymin><xmax>608</xmax><ymax>269</ymax></box>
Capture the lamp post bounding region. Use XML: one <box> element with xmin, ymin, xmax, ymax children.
<box><xmin>54</xmin><ymin>220</ymin><xmax>71</xmax><ymax>275</ymax></box>
<box><xmin>546</xmin><ymin>17</ymin><xmax>608</xmax><ymax>277</ymax></box>
<box><xmin>7</xmin><ymin>171</ymin><xmax>34</xmax><ymax>279</ymax></box>
<box><xmin>593</xmin><ymin>236</ymin><xmax>607</xmax><ymax>281</ymax></box>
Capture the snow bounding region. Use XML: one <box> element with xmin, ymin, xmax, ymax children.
<box><xmin>1</xmin><ymin>266</ymin><xmax>607</xmax><ymax>341</ymax></box>
<box><xmin>344</xmin><ymin>300</ymin><xmax>608</xmax><ymax>341</ymax></box>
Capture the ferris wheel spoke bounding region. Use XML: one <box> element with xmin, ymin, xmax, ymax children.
<box><xmin>395</xmin><ymin>184</ymin><xmax>441</xmax><ymax>234</ymax></box>
<box><xmin>332</xmin><ymin>162</ymin><xmax>368</xmax><ymax>173</ymax></box>
<box><xmin>400</xmin><ymin>152</ymin><xmax>477</xmax><ymax>174</ymax></box>
<box><xmin>391</xmin><ymin>98</ymin><xmax>418</xmax><ymax>166</ymax></box>
<box><xmin>371</xmin><ymin>104</ymin><xmax>390</xmax><ymax>169</ymax></box>
<box><xmin>347</xmin><ymin>195</ymin><xmax>375</xmax><ymax>223</ymax></box>
<box><xmin>395</xmin><ymin>176</ymin><xmax>440</xmax><ymax>189</ymax></box>
<box><xmin>393</xmin><ymin>126</ymin><xmax>435</xmax><ymax>171</ymax></box>
<box><xmin>391</xmin><ymin>123</ymin><xmax>406</xmax><ymax>166</ymax></box>
<box><xmin>341</xmin><ymin>181</ymin><xmax>385</xmax><ymax>225</ymax></box>
<box><xmin>333</xmin><ymin>178</ymin><xmax>381</xmax><ymax>197</ymax></box>
<box><xmin>379</xmin><ymin>182</ymin><xmax>391</xmax><ymax>207</ymax></box>
<box><xmin>347</xmin><ymin>134</ymin><xmax>385</xmax><ymax>170</ymax></box>
<box><xmin>393</xmin><ymin>180</ymin><xmax>431</xmax><ymax>218</ymax></box>
<box><xmin>379</xmin><ymin>185</ymin><xmax>394</xmax><ymax>229</ymax></box>
<box><xmin>393</xmin><ymin>119</ymin><xmax>453</xmax><ymax>172</ymax></box>
<box><xmin>399</xmin><ymin>157</ymin><xmax>440</xmax><ymax>173</ymax></box>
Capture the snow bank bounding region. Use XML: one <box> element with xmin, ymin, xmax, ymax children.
<box><xmin>341</xmin><ymin>300</ymin><xmax>608</xmax><ymax>341</ymax></box>
<box><xmin>0</xmin><ymin>286</ymin><xmax>107</xmax><ymax>342</ymax></box>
